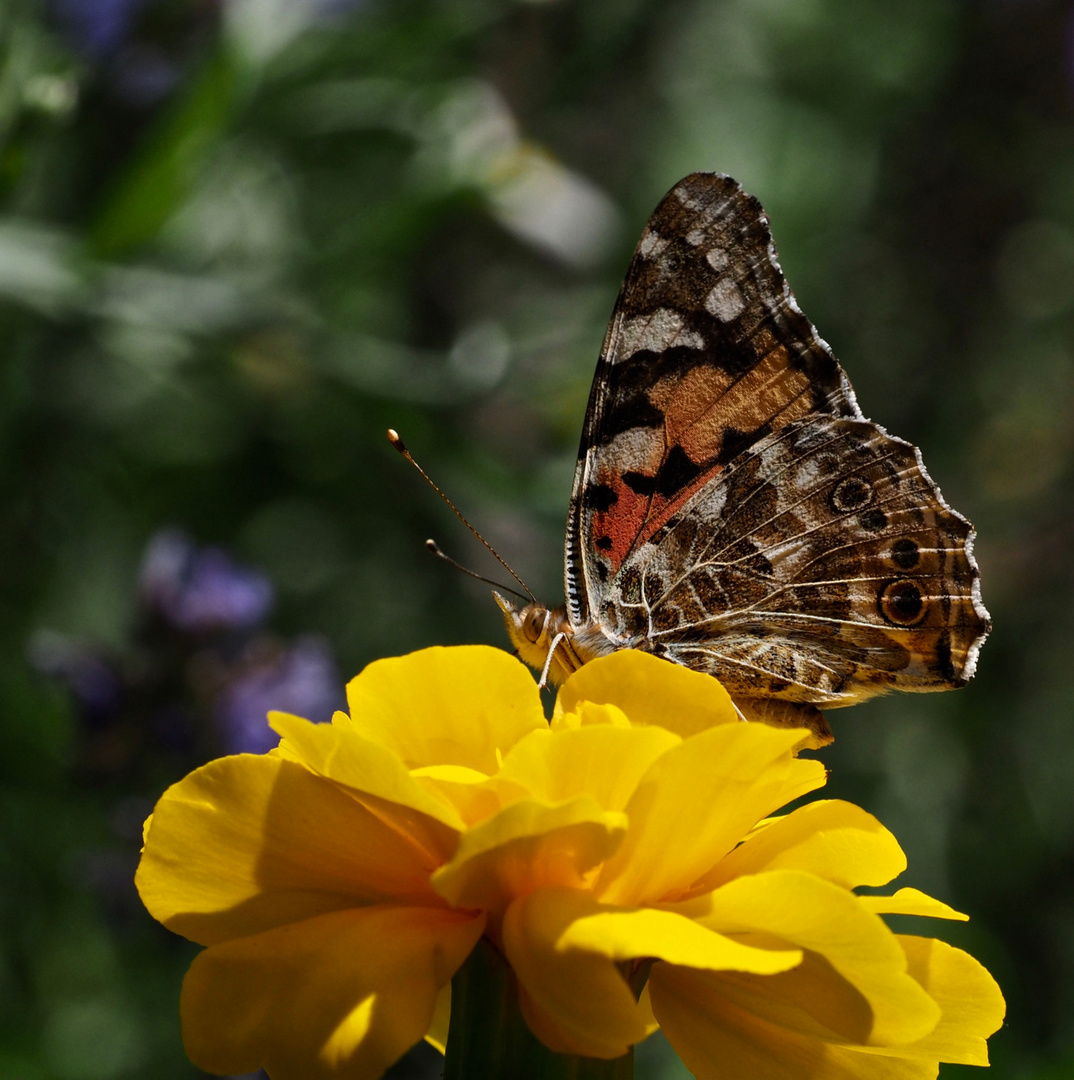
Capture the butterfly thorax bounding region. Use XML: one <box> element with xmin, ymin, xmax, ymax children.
<box><xmin>493</xmin><ymin>592</ymin><xmax>616</xmax><ymax>686</ymax></box>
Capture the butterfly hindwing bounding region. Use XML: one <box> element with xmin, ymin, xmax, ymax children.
<box><xmin>608</xmin><ymin>414</ymin><xmax>986</xmax><ymax>705</ymax></box>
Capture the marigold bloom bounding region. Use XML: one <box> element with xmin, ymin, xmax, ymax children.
<box><xmin>136</xmin><ymin>646</ymin><xmax>1004</xmax><ymax>1080</ymax></box>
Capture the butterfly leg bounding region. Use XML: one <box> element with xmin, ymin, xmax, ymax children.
<box><xmin>539</xmin><ymin>632</ymin><xmax>569</xmax><ymax>689</ymax></box>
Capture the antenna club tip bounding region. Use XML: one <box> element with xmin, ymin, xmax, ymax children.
<box><xmin>386</xmin><ymin>429</ymin><xmax>407</xmax><ymax>453</ymax></box>
<box><xmin>425</xmin><ymin>539</ymin><xmax>440</xmax><ymax>552</ymax></box>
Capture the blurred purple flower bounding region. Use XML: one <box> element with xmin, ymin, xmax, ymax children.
<box><xmin>28</xmin><ymin>631</ymin><xmax>125</xmax><ymax>728</ymax></box>
<box><xmin>51</xmin><ymin>0</ymin><xmax>154</xmax><ymax>56</ymax></box>
<box><xmin>139</xmin><ymin>529</ymin><xmax>274</xmax><ymax>635</ymax></box>
<box><xmin>216</xmin><ymin>637</ymin><xmax>344</xmax><ymax>755</ymax></box>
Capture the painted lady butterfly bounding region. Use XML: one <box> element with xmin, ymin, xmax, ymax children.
<box><xmin>497</xmin><ymin>173</ymin><xmax>990</xmax><ymax>746</ymax></box>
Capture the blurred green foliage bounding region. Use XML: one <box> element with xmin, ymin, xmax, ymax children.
<box><xmin>2</xmin><ymin>0</ymin><xmax>1074</xmax><ymax>1077</ymax></box>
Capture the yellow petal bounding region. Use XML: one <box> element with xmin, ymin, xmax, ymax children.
<box><xmin>136</xmin><ymin>754</ymin><xmax>441</xmax><ymax>946</ymax></box>
<box><xmin>652</xmin><ymin>954</ymin><xmax>875</xmax><ymax>1047</ymax></box>
<box><xmin>180</xmin><ymin>905</ymin><xmax>483</xmax><ymax>1080</ymax></box>
<box><xmin>411</xmin><ymin>764</ymin><xmax>489</xmax><ymax>784</ymax></box>
<box><xmin>408</xmin><ymin>768</ymin><xmax>503</xmax><ymax>825</ymax></box>
<box><xmin>556</xmin><ymin>650</ymin><xmax>739</xmax><ymax>737</ymax></box>
<box><xmin>503</xmin><ymin>888</ymin><xmax>657</xmax><ymax>1058</ymax></box>
<box><xmin>859</xmin><ymin>888</ymin><xmax>968</xmax><ymax>921</ymax></box>
<box><xmin>553</xmin><ymin>700</ymin><xmax>635</xmax><ymax>731</ymax></box>
<box><xmin>424</xmin><ymin>985</ymin><xmax>450</xmax><ymax>1054</ymax></box>
<box><xmin>494</xmin><ymin>724</ymin><xmax>681</xmax><ymax>812</ymax></box>
<box><xmin>849</xmin><ymin>936</ymin><xmax>1005</xmax><ymax>1065</ymax></box>
<box><xmin>270</xmin><ymin>712</ymin><xmax>466</xmax><ymax>841</ymax></box>
<box><xmin>652</xmin><ymin>963</ymin><xmax>938</xmax><ymax>1080</ymax></box>
<box><xmin>595</xmin><ymin>724</ymin><xmax>826</xmax><ymax>906</ymax></box>
<box><xmin>698</xmin><ymin>800</ymin><xmax>906</xmax><ymax>893</ymax></box>
<box><xmin>680</xmin><ymin>870</ymin><xmax>941</xmax><ymax>1046</ymax></box>
<box><xmin>431</xmin><ymin>798</ymin><xmax>627</xmax><ymax>914</ymax></box>
<box><xmin>654</xmin><ymin>932</ymin><xmax>1005</xmax><ymax>1077</ymax></box>
<box><xmin>344</xmin><ymin>646</ymin><xmax>546</xmax><ymax>772</ymax></box>
<box><xmin>552</xmin><ymin>893</ymin><xmax>802</xmax><ymax>976</ymax></box>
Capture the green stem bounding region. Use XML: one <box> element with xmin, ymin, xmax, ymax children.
<box><xmin>443</xmin><ymin>938</ymin><xmax>634</xmax><ymax>1080</ymax></box>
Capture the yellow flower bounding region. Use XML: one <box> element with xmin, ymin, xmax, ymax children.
<box><xmin>136</xmin><ymin>646</ymin><xmax>1004</xmax><ymax>1080</ymax></box>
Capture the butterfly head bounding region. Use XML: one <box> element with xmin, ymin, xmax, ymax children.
<box><xmin>493</xmin><ymin>592</ymin><xmax>579</xmax><ymax>686</ymax></box>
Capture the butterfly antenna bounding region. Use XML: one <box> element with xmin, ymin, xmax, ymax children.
<box><xmin>425</xmin><ymin>539</ymin><xmax>530</xmax><ymax>602</ymax></box>
<box><xmin>387</xmin><ymin>429</ymin><xmax>536</xmax><ymax>602</ymax></box>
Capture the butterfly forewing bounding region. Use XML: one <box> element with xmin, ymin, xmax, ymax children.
<box><xmin>567</xmin><ymin>173</ymin><xmax>861</xmax><ymax>628</ymax></box>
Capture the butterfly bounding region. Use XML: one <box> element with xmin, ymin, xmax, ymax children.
<box><xmin>496</xmin><ymin>172</ymin><xmax>990</xmax><ymax>746</ymax></box>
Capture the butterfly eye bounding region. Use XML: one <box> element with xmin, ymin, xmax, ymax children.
<box><xmin>878</xmin><ymin>579</ymin><xmax>927</xmax><ymax>626</ymax></box>
<box><xmin>523</xmin><ymin>608</ymin><xmax>546</xmax><ymax>643</ymax></box>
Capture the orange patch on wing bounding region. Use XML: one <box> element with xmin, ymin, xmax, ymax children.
<box><xmin>590</xmin><ymin>458</ymin><xmax>726</xmax><ymax>576</ymax></box>
<box><xmin>700</xmin><ymin>344</ymin><xmax>812</xmax><ymax>438</ymax></box>
<box><xmin>647</xmin><ymin>347</ymin><xmax>812</xmax><ymax>471</ymax></box>
<box><xmin>591</xmin><ymin>468</ymin><xmax>657</xmax><ymax>572</ymax></box>
<box><xmin>589</xmin><ymin>345</ymin><xmax>813</xmax><ymax>575</ymax></box>
<box><xmin>588</xmin><ymin>425</ymin><xmax>667</xmax><ymax>573</ymax></box>
<box><xmin>649</xmin><ymin>365</ymin><xmax>734</xmax><ymax>461</ymax></box>
<box><xmin>634</xmin><ymin>461</ymin><xmax>724</xmax><ymax>549</ymax></box>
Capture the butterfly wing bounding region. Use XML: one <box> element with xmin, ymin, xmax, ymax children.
<box><xmin>565</xmin><ymin>173</ymin><xmax>989</xmax><ymax>724</ymax></box>
<box><xmin>566</xmin><ymin>172</ymin><xmax>860</xmax><ymax>628</ymax></box>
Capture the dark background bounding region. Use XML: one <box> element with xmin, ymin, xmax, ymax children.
<box><xmin>2</xmin><ymin>1</ymin><xmax>1072</xmax><ymax>1077</ymax></box>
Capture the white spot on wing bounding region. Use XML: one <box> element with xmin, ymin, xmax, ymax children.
<box><xmin>685</xmin><ymin>228</ymin><xmax>706</xmax><ymax>246</ymax></box>
<box><xmin>591</xmin><ymin>424</ymin><xmax>664</xmax><ymax>470</ymax></box>
<box><xmin>705</xmin><ymin>249</ymin><xmax>729</xmax><ymax>272</ymax></box>
<box><xmin>638</xmin><ymin>231</ymin><xmax>668</xmax><ymax>258</ymax></box>
<box><xmin>705</xmin><ymin>277</ymin><xmax>746</xmax><ymax>322</ymax></box>
<box><xmin>674</xmin><ymin>187</ymin><xmax>703</xmax><ymax>211</ymax></box>
<box><xmin>618</xmin><ymin>307</ymin><xmax>705</xmax><ymax>357</ymax></box>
